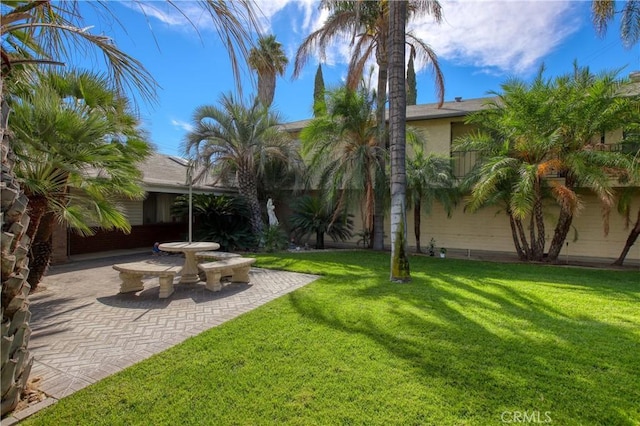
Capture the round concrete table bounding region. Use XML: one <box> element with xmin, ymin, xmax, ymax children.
<box><xmin>158</xmin><ymin>242</ymin><xmax>220</xmax><ymax>284</ymax></box>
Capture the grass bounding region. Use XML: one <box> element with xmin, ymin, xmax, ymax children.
<box><xmin>22</xmin><ymin>251</ymin><xmax>640</xmax><ymax>425</ymax></box>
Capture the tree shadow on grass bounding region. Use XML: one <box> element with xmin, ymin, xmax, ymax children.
<box><xmin>287</xmin><ymin>258</ymin><xmax>640</xmax><ymax>425</ymax></box>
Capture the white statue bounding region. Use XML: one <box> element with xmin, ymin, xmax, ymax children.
<box><xmin>267</xmin><ymin>198</ymin><xmax>279</xmax><ymax>226</ymax></box>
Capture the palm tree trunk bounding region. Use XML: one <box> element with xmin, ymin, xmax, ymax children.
<box><xmin>389</xmin><ymin>0</ymin><xmax>410</xmax><ymax>282</ymax></box>
<box><xmin>27</xmin><ymin>212</ymin><xmax>55</xmax><ymax>291</ymax></box>
<box><xmin>24</xmin><ymin>195</ymin><xmax>48</xmax><ymax>243</ymax></box>
<box><xmin>514</xmin><ymin>216</ymin><xmax>531</xmax><ymax>260</ymax></box>
<box><xmin>316</xmin><ymin>230</ymin><xmax>325</xmax><ymax>250</ymax></box>
<box><xmin>547</xmin><ymin>178</ymin><xmax>577</xmax><ymax>262</ymax></box>
<box><xmin>547</xmin><ymin>207</ymin><xmax>573</xmax><ymax>262</ymax></box>
<box><xmin>372</xmin><ymin>23</ymin><xmax>389</xmax><ymax>251</ymax></box>
<box><xmin>508</xmin><ymin>211</ymin><xmax>526</xmax><ymax>260</ymax></box>
<box><xmin>414</xmin><ymin>201</ymin><xmax>422</xmax><ymax>253</ymax></box>
<box><xmin>613</xmin><ymin>208</ymin><xmax>640</xmax><ymax>266</ymax></box>
<box><xmin>258</xmin><ymin>73</ymin><xmax>276</xmax><ymax>108</ymax></box>
<box><xmin>236</xmin><ymin>166</ymin><xmax>263</xmax><ymax>237</ymax></box>
<box><xmin>1</xmin><ymin>95</ymin><xmax>34</xmax><ymax>416</ymax></box>
<box><xmin>528</xmin><ymin>214</ymin><xmax>538</xmax><ymax>260</ymax></box>
<box><xmin>531</xmin><ymin>181</ymin><xmax>545</xmax><ymax>260</ymax></box>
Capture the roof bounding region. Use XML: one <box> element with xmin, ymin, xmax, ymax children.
<box><xmin>405</xmin><ymin>96</ymin><xmax>494</xmax><ymax>121</ymax></box>
<box><xmin>283</xmin><ymin>70</ymin><xmax>640</xmax><ymax>133</ymax></box>
<box><xmin>281</xmin><ymin>96</ymin><xmax>495</xmax><ymax>132</ymax></box>
<box><xmin>139</xmin><ymin>152</ymin><xmax>235</xmax><ymax>194</ymax></box>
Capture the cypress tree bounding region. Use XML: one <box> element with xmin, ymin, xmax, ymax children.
<box><xmin>406</xmin><ymin>49</ymin><xmax>417</xmax><ymax>106</ymax></box>
<box><xmin>313</xmin><ymin>64</ymin><xmax>327</xmax><ymax>116</ymax></box>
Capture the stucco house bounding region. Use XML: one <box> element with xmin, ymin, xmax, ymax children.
<box><xmin>282</xmin><ymin>80</ymin><xmax>640</xmax><ymax>265</ymax></box>
<box><xmin>51</xmin><ymin>152</ymin><xmax>235</xmax><ymax>262</ymax></box>
<box><xmin>54</xmin><ymin>74</ymin><xmax>639</xmax><ymax>265</ymax></box>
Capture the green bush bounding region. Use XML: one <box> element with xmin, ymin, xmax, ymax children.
<box><xmin>171</xmin><ymin>194</ymin><xmax>255</xmax><ymax>250</ymax></box>
<box><xmin>289</xmin><ymin>195</ymin><xmax>353</xmax><ymax>249</ymax></box>
<box><xmin>260</xmin><ymin>225</ymin><xmax>289</xmax><ymax>252</ymax></box>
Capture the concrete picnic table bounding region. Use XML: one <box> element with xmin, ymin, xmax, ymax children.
<box><xmin>158</xmin><ymin>242</ymin><xmax>220</xmax><ymax>284</ymax></box>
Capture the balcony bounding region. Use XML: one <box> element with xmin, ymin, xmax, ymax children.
<box><xmin>451</xmin><ymin>142</ymin><xmax>639</xmax><ymax>179</ymax></box>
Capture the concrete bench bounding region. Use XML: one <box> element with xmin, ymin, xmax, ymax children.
<box><xmin>195</xmin><ymin>252</ymin><xmax>241</xmax><ymax>280</ymax></box>
<box><xmin>198</xmin><ymin>257</ymin><xmax>256</xmax><ymax>292</ymax></box>
<box><xmin>195</xmin><ymin>251</ymin><xmax>242</xmax><ymax>261</ymax></box>
<box><xmin>113</xmin><ymin>261</ymin><xmax>182</xmax><ymax>298</ymax></box>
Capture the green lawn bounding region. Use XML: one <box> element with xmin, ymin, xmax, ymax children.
<box><xmin>22</xmin><ymin>251</ymin><xmax>639</xmax><ymax>425</ymax></box>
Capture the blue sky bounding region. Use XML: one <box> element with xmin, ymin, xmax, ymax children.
<box><xmin>77</xmin><ymin>1</ymin><xmax>640</xmax><ymax>157</ymax></box>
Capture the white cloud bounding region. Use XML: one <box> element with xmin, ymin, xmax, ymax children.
<box><xmin>170</xmin><ymin>119</ymin><xmax>194</xmax><ymax>133</ymax></box>
<box><xmin>125</xmin><ymin>0</ymin><xmax>583</xmax><ymax>78</ymax></box>
<box><xmin>409</xmin><ymin>0</ymin><xmax>582</xmax><ymax>75</ymax></box>
<box><xmin>119</xmin><ymin>1</ymin><xmax>212</xmax><ymax>33</ymax></box>
<box><xmin>252</xmin><ymin>0</ymin><xmax>294</xmax><ymax>33</ymax></box>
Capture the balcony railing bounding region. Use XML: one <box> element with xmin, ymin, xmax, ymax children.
<box><xmin>451</xmin><ymin>142</ymin><xmax>639</xmax><ymax>179</ymax></box>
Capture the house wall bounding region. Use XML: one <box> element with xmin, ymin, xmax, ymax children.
<box><xmin>401</xmin><ymin>193</ymin><xmax>640</xmax><ymax>262</ymax></box>
<box><xmin>69</xmin><ymin>223</ymin><xmax>188</xmax><ymax>255</ymax></box>
<box><xmin>60</xmin><ymin>192</ymin><xmax>188</xmax><ymax>257</ymax></box>
<box><xmin>120</xmin><ymin>199</ymin><xmax>143</xmax><ymax>226</ymax></box>
<box><xmin>285</xmin><ymin>98</ymin><xmax>640</xmax><ymax>264</ymax></box>
<box><xmin>332</xmin><ymin>196</ymin><xmax>640</xmax><ymax>263</ymax></box>
<box><xmin>410</xmin><ymin>117</ymin><xmax>458</xmax><ymax>155</ymax></box>
<box><xmin>51</xmin><ymin>221</ymin><xmax>69</xmax><ymax>264</ymax></box>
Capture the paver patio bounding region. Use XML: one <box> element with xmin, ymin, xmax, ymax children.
<box><xmin>15</xmin><ymin>251</ymin><xmax>318</xmax><ymax>420</ymax></box>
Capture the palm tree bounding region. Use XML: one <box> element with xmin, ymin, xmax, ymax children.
<box><xmin>184</xmin><ymin>94</ymin><xmax>300</xmax><ymax>237</ymax></box>
<box><xmin>458</xmin><ymin>65</ymin><xmax>638</xmax><ymax>262</ymax></box>
<box><xmin>458</xmin><ymin>78</ymin><xmax>551</xmax><ymax>261</ymax></box>
<box><xmin>546</xmin><ymin>65</ymin><xmax>639</xmax><ymax>260</ymax></box>
<box><xmin>9</xmin><ymin>69</ymin><xmax>151</xmax><ymax>289</ymax></box>
<box><xmin>1</xmin><ymin>1</ymin><xmax>157</xmax><ymax>103</ymax></box>
<box><xmin>299</xmin><ymin>86</ymin><xmax>381</xmax><ymax>240</ymax></box>
<box><xmin>0</xmin><ymin>0</ymin><xmax>262</xmax><ymax>416</ymax></box>
<box><xmin>0</xmin><ymin>1</ymin><xmax>153</xmax><ymax>415</ymax></box>
<box><xmin>613</xmin><ymin>185</ymin><xmax>640</xmax><ymax>266</ymax></box>
<box><xmin>406</xmin><ymin>139</ymin><xmax>457</xmax><ymax>253</ymax></box>
<box><xmin>591</xmin><ymin>0</ymin><xmax>640</xmax><ymax>48</ymax></box>
<box><xmin>388</xmin><ymin>0</ymin><xmax>410</xmax><ymax>281</ymax></box>
<box><xmin>289</xmin><ymin>195</ymin><xmax>354</xmax><ymax>249</ymax></box>
<box><xmin>293</xmin><ymin>0</ymin><xmax>445</xmax><ymax>251</ymax></box>
<box><xmin>588</xmin><ymin>0</ymin><xmax>640</xmax><ymax>265</ymax></box>
<box><xmin>248</xmin><ymin>35</ymin><xmax>289</xmax><ymax>108</ymax></box>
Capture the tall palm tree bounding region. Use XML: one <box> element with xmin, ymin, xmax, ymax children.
<box><xmin>0</xmin><ymin>1</ymin><xmax>152</xmax><ymax>415</ymax></box>
<box><xmin>388</xmin><ymin>0</ymin><xmax>410</xmax><ymax>281</ymax></box>
<box><xmin>248</xmin><ymin>35</ymin><xmax>289</xmax><ymax>108</ymax></box>
<box><xmin>9</xmin><ymin>69</ymin><xmax>151</xmax><ymax>289</ymax></box>
<box><xmin>406</xmin><ymin>139</ymin><xmax>457</xmax><ymax>253</ymax></box>
<box><xmin>0</xmin><ymin>0</ymin><xmax>262</xmax><ymax>416</ymax></box>
<box><xmin>592</xmin><ymin>0</ymin><xmax>640</xmax><ymax>48</ymax></box>
<box><xmin>1</xmin><ymin>1</ymin><xmax>157</xmax><ymax>103</ymax></box>
<box><xmin>184</xmin><ymin>94</ymin><xmax>300</xmax><ymax>237</ymax></box>
<box><xmin>300</xmin><ymin>86</ymin><xmax>381</xmax><ymax>239</ymax></box>
<box><xmin>293</xmin><ymin>0</ymin><xmax>445</xmax><ymax>251</ymax></box>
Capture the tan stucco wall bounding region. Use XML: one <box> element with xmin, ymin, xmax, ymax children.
<box><xmin>409</xmin><ymin>117</ymin><xmax>460</xmax><ymax>155</ymax></box>
<box><xmin>416</xmin><ymin>196</ymin><xmax>638</xmax><ymax>262</ymax></box>
<box><xmin>288</xmin><ymin>102</ymin><xmax>639</xmax><ymax>264</ymax></box>
<box><xmin>339</xmin><ymin>192</ymin><xmax>640</xmax><ymax>263</ymax></box>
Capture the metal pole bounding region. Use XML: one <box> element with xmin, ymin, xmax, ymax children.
<box><xmin>188</xmin><ymin>163</ymin><xmax>193</xmax><ymax>243</ymax></box>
